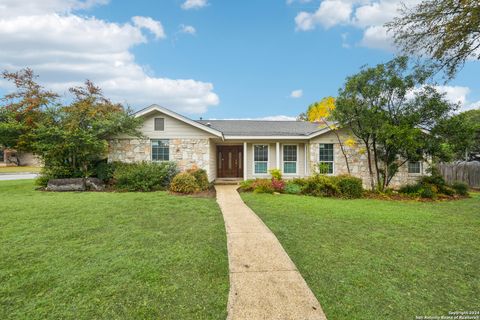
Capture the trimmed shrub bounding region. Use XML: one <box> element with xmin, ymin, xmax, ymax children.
<box><xmin>169</xmin><ymin>172</ymin><xmax>199</xmax><ymax>194</ymax></box>
<box><xmin>271</xmin><ymin>179</ymin><xmax>285</xmax><ymax>192</ymax></box>
<box><xmin>399</xmin><ymin>183</ymin><xmax>422</xmax><ymax>195</ymax></box>
<box><xmin>284</xmin><ymin>181</ymin><xmax>302</xmax><ymax>194</ymax></box>
<box><xmin>113</xmin><ymin>161</ymin><xmax>179</xmax><ymax>192</ymax></box>
<box><xmin>187</xmin><ymin>168</ymin><xmax>209</xmax><ymax>191</ymax></box>
<box><xmin>419</xmin><ymin>185</ymin><xmax>436</xmax><ymax>199</ymax></box>
<box><xmin>335</xmin><ymin>175</ymin><xmax>363</xmax><ymax>198</ymax></box>
<box><xmin>452</xmin><ymin>181</ymin><xmax>469</xmax><ymax>196</ymax></box>
<box><xmin>93</xmin><ymin>160</ymin><xmax>116</xmax><ymax>182</ymax></box>
<box><xmin>291</xmin><ymin>178</ymin><xmax>308</xmax><ymax>187</ymax></box>
<box><xmin>253</xmin><ymin>179</ymin><xmax>275</xmax><ymax>194</ymax></box>
<box><xmin>302</xmin><ymin>175</ymin><xmax>340</xmax><ymax>197</ymax></box>
<box><xmin>269</xmin><ymin>168</ymin><xmax>282</xmax><ymax>180</ymax></box>
<box><xmin>239</xmin><ymin>179</ymin><xmax>255</xmax><ymax>192</ymax></box>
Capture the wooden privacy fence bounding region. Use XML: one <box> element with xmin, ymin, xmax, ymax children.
<box><xmin>438</xmin><ymin>161</ymin><xmax>480</xmax><ymax>188</ymax></box>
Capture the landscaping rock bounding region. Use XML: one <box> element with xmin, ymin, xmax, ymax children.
<box><xmin>46</xmin><ymin>178</ymin><xmax>85</xmax><ymax>192</ymax></box>
<box><xmin>85</xmin><ymin>177</ymin><xmax>105</xmax><ymax>191</ymax></box>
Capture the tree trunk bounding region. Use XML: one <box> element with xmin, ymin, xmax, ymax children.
<box><xmin>372</xmin><ymin>139</ymin><xmax>382</xmax><ymax>191</ymax></box>
<box><xmin>364</xmin><ymin>139</ymin><xmax>376</xmax><ymax>191</ymax></box>
<box><xmin>326</xmin><ymin>121</ymin><xmax>351</xmax><ymax>175</ymax></box>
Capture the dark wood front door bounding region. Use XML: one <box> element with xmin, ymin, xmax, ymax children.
<box><xmin>217</xmin><ymin>146</ymin><xmax>243</xmax><ymax>178</ymax></box>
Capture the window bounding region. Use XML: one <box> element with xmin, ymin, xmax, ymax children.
<box><xmin>254</xmin><ymin>145</ymin><xmax>268</xmax><ymax>174</ymax></box>
<box><xmin>283</xmin><ymin>145</ymin><xmax>297</xmax><ymax>174</ymax></box>
<box><xmin>152</xmin><ymin>139</ymin><xmax>169</xmax><ymax>161</ymax></box>
<box><xmin>319</xmin><ymin>143</ymin><xmax>334</xmax><ymax>174</ymax></box>
<box><xmin>154</xmin><ymin>118</ymin><xmax>165</xmax><ymax>131</ymax></box>
<box><xmin>408</xmin><ymin>161</ymin><xmax>421</xmax><ymax>174</ymax></box>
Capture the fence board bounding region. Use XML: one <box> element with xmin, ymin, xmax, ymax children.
<box><xmin>438</xmin><ymin>161</ymin><xmax>480</xmax><ymax>188</ymax></box>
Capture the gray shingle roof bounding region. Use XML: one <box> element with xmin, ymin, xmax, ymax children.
<box><xmin>196</xmin><ymin>120</ymin><xmax>325</xmax><ymax>136</ymax></box>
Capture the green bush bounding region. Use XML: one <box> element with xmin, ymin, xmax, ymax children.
<box><xmin>335</xmin><ymin>175</ymin><xmax>363</xmax><ymax>198</ymax></box>
<box><xmin>284</xmin><ymin>181</ymin><xmax>302</xmax><ymax>194</ymax></box>
<box><xmin>169</xmin><ymin>172</ymin><xmax>199</xmax><ymax>194</ymax></box>
<box><xmin>399</xmin><ymin>183</ymin><xmax>422</xmax><ymax>195</ymax></box>
<box><xmin>291</xmin><ymin>178</ymin><xmax>307</xmax><ymax>187</ymax></box>
<box><xmin>239</xmin><ymin>179</ymin><xmax>255</xmax><ymax>192</ymax></box>
<box><xmin>113</xmin><ymin>161</ymin><xmax>179</xmax><ymax>192</ymax></box>
<box><xmin>269</xmin><ymin>168</ymin><xmax>282</xmax><ymax>180</ymax></box>
<box><xmin>253</xmin><ymin>179</ymin><xmax>275</xmax><ymax>194</ymax></box>
<box><xmin>439</xmin><ymin>185</ymin><xmax>456</xmax><ymax>196</ymax></box>
<box><xmin>419</xmin><ymin>185</ymin><xmax>436</xmax><ymax>199</ymax></box>
<box><xmin>93</xmin><ymin>160</ymin><xmax>116</xmax><ymax>182</ymax></box>
<box><xmin>187</xmin><ymin>168</ymin><xmax>209</xmax><ymax>191</ymax></box>
<box><xmin>302</xmin><ymin>175</ymin><xmax>340</xmax><ymax>197</ymax></box>
<box><xmin>452</xmin><ymin>181</ymin><xmax>469</xmax><ymax>196</ymax></box>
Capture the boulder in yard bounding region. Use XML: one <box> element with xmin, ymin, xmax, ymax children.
<box><xmin>46</xmin><ymin>178</ymin><xmax>86</xmax><ymax>192</ymax></box>
<box><xmin>85</xmin><ymin>177</ymin><xmax>105</xmax><ymax>191</ymax></box>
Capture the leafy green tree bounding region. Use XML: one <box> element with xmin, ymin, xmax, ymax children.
<box><xmin>0</xmin><ymin>68</ymin><xmax>59</xmax><ymax>152</ymax></box>
<box><xmin>387</xmin><ymin>0</ymin><xmax>480</xmax><ymax>78</ymax></box>
<box><xmin>33</xmin><ymin>80</ymin><xmax>142</xmax><ymax>179</ymax></box>
<box><xmin>432</xmin><ymin>109</ymin><xmax>480</xmax><ymax>161</ymax></box>
<box><xmin>334</xmin><ymin>56</ymin><xmax>455</xmax><ymax>190</ymax></box>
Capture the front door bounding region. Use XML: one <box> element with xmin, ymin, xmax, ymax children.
<box><xmin>217</xmin><ymin>146</ymin><xmax>243</xmax><ymax>178</ymax></box>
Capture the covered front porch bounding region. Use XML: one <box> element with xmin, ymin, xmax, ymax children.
<box><xmin>210</xmin><ymin>139</ymin><xmax>310</xmax><ymax>182</ymax></box>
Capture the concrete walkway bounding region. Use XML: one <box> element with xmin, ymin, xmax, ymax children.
<box><xmin>215</xmin><ymin>185</ymin><xmax>327</xmax><ymax>320</ymax></box>
<box><xmin>0</xmin><ymin>173</ymin><xmax>38</xmax><ymax>181</ymax></box>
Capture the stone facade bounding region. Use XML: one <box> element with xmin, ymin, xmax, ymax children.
<box><xmin>108</xmin><ymin>138</ymin><xmax>211</xmax><ymax>175</ymax></box>
<box><xmin>309</xmin><ymin>139</ymin><xmax>425</xmax><ymax>189</ymax></box>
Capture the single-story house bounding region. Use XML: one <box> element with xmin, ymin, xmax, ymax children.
<box><xmin>108</xmin><ymin>105</ymin><xmax>426</xmax><ymax>188</ymax></box>
<box><xmin>0</xmin><ymin>148</ymin><xmax>39</xmax><ymax>167</ymax></box>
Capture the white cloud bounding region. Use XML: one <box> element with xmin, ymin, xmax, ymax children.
<box><xmin>295</xmin><ymin>0</ymin><xmax>352</xmax><ymax>31</ymax></box>
<box><xmin>0</xmin><ymin>2</ymin><xmax>219</xmax><ymax>114</ymax></box>
<box><xmin>409</xmin><ymin>85</ymin><xmax>478</xmax><ymax>112</ymax></box>
<box><xmin>290</xmin><ymin>89</ymin><xmax>303</xmax><ymax>98</ymax></box>
<box><xmin>294</xmin><ymin>0</ymin><xmax>422</xmax><ymax>50</ymax></box>
<box><xmin>181</xmin><ymin>0</ymin><xmax>208</xmax><ymax>10</ymax></box>
<box><xmin>0</xmin><ymin>0</ymin><xmax>109</xmax><ymax>17</ymax></box>
<box><xmin>179</xmin><ymin>24</ymin><xmax>196</xmax><ymax>35</ymax></box>
<box><xmin>132</xmin><ymin>16</ymin><xmax>166</xmax><ymax>39</ymax></box>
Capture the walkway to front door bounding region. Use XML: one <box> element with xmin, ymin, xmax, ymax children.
<box><xmin>215</xmin><ymin>185</ymin><xmax>327</xmax><ymax>320</ymax></box>
<box><xmin>217</xmin><ymin>146</ymin><xmax>243</xmax><ymax>178</ymax></box>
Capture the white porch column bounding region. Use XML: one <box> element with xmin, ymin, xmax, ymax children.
<box><xmin>276</xmin><ymin>142</ymin><xmax>280</xmax><ymax>169</ymax></box>
<box><xmin>243</xmin><ymin>142</ymin><xmax>247</xmax><ymax>180</ymax></box>
<box><xmin>304</xmin><ymin>143</ymin><xmax>308</xmax><ymax>176</ymax></box>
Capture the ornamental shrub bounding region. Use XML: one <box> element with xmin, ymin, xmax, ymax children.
<box><xmin>284</xmin><ymin>181</ymin><xmax>302</xmax><ymax>194</ymax></box>
<box><xmin>271</xmin><ymin>178</ymin><xmax>285</xmax><ymax>192</ymax></box>
<box><xmin>452</xmin><ymin>181</ymin><xmax>469</xmax><ymax>196</ymax></box>
<box><xmin>398</xmin><ymin>183</ymin><xmax>422</xmax><ymax>195</ymax></box>
<box><xmin>169</xmin><ymin>172</ymin><xmax>199</xmax><ymax>194</ymax></box>
<box><xmin>113</xmin><ymin>161</ymin><xmax>179</xmax><ymax>192</ymax></box>
<box><xmin>253</xmin><ymin>179</ymin><xmax>275</xmax><ymax>194</ymax></box>
<box><xmin>419</xmin><ymin>185</ymin><xmax>436</xmax><ymax>199</ymax></box>
<box><xmin>269</xmin><ymin>168</ymin><xmax>282</xmax><ymax>180</ymax></box>
<box><xmin>302</xmin><ymin>175</ymin><xmax>340</xmax><ymax>197</ymax></box>
<box><xmin>239</xmin><ymin>179</ymin><xmax>255</xmax><ymax>192</ymax></box>
<box><xmin>335</xmin><ymin>175</ymin><xmax>363</xmax><ymax>198</ymax></box>
<box><xmin>187</xmin><ymin>167</ymin><xmax>209</xmax><ymax>191</ymax></box>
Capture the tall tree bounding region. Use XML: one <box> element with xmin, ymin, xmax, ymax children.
<box><xmin>387</xmin><ymin>0</ymin><xmax>480</xmax><ymax>78</ymax></box>
<box><xmin>0</xmin><ymin>68</ymin><xmax>59</xmax><ymax>152</ymax></box>
<box><xmin>33</xmin><ymin>81</ymin><xmax>142</xmax><ymax>178</ymax></box>
<box><xmin>334</xmin><ymin>56</ymin><xmax>455</xmax><ymax>191</ymax></box>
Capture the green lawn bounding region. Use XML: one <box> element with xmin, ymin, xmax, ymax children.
<box><xmin>0</xmin><ymin>166</ymin><xmax>41</xmax><ymax>173</ymax></box>
<box><xmin>0</xmin><ymin>180</ymin><xmax>228</xmax><ymax>320</ymax></box>
<box><xmin>241</xmin><ymin>192</ymin><xmax>480</xmax><ymax>320</ymax></box>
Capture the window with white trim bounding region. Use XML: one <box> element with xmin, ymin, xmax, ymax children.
<box><xmin>151</xmin><ymin>139</ymin><xmax>169</xmax><ymax>161</ymax></box>
<box><xmin>408</xmin><ymin>161</ymin><xmax>421</xmax><ymax>174</ymax></box>
<box><xmin>154</xmin><ymin>118</ymin><xmax>165</xmax><ymax>131</ymax></box>
<box><xmin>254</xmin><ymin>145</ymin><xmax>268</xmax><ymax>174</ymax></box>
<box><xmin>283</xmin><ymin>145</ymin><xmax>297</xmax><ymax>174</ymax></box>
<box><xmin>319</xmin><ymin>143</ymin><xmax>334</xmax><ymax>174</ymax></box>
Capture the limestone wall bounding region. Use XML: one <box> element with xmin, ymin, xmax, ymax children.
<box><xmin>108</xmin><ymin>138</ymin><xmax>211</xmax><ymax>178</ymax></box>
<box><xmin>309</xmin><ymin>129</ymin><xmax>426</xmax><ymax>189</ymax></box>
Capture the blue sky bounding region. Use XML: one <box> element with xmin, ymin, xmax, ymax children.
<box><xmin>0</xmin><ymin>0</ymin><xmax>479</xmax><ymax>119</ymax></box>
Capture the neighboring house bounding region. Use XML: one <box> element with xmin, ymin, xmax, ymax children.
<box><xmin>108</xmin><ymin>105</ymin><xmax>426</xmax><ymax>188</ymax></box>
<box><xmin>0</xmin><ymin>148</ymin><xmax>39</xmax><ymax>167</ymax></box>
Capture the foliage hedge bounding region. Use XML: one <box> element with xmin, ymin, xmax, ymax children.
<box><xmin>169</xmin><ymin>172</ymin><xmax>199</xmax><ymax>194</ymax></box>
<box><xmin>240</xmin><ymin>174</ymin><xmax>364</xmax><ymax>198</ymax></box>
<box><xmin>113</xmin><ymin>161</ymin><xmax>178</xmax><ymax>192</ymax></box>
<box><xmin>399</xmin><ymin>171</ymin><xmax>469</xmax><ymax>198</ymax></box>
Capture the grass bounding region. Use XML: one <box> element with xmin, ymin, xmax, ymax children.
<box><xmin>0</xmin><ymin>180</ymin><xmax>228</xmax><ymax>320</ymax></box>
<box><xmin>241</xmin><ymin>192</ymin><xmax>480</xmax><ymax>320</ymax></box>
<box><xmin>0</xmin><ymin>166</ymin><xmax>41</xmax><ymax>173</ymax></box>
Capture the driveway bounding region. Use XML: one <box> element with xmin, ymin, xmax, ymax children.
<box><xmin>0</xmin><ymin>173</ymin><xmax>38</xmax><ymax>181</ymax></box>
